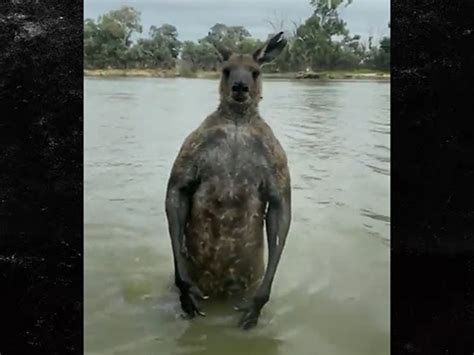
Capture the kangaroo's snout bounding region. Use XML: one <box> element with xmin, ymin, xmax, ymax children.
<box><xmin>231</xmin><ymin>81</ymin><xmax>249</xmax><ymax>93</ymax></box>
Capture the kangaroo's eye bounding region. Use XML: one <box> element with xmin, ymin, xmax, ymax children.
<box><xmin>223</xmin><ymin>68</ymin><xmax>230</xmax><ymax>77</ymax></box>
<box><xmin>252</xmin><ymin>70</ymin><xmax>260</xmax><ymax>79</ymax></box>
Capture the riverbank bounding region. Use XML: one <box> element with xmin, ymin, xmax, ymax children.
<box><xmin>84</xmin><ymin>68</ymin><xmax>390</xmax><ymax>81</ymax></box>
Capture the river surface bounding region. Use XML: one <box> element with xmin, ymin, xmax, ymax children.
<box><xmin>84</xmin><ymin>77</ymin><xmax>390</xmax><ymax>355</ymax></box>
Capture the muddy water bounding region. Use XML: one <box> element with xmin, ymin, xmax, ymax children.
<box><xmin>85</xmin><ymin>77</ymin><xmax>390</xmax><ymax>355</ymax></box>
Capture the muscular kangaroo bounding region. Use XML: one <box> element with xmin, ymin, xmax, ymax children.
<box><xmin>165</xmin><ymin>32</ymin><xmax>291</xmax><ymax>330</ymax></box>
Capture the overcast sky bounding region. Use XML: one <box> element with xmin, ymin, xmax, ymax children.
<box><xmin>84</xmin><ymin>0</ymin><xmax>390</xmax><ymax>42</ymax></box>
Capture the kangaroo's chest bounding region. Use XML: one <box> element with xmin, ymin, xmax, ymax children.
<box><xmin>198</xmin><ymin>124</ymin><xmax>270</xmax><ymax>181</ymax></box>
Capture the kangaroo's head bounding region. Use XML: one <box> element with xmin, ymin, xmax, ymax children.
<box><xmin>213</xmin><ymin>32</ymin><xmax>287</xmax><ymax>111</ymax></box>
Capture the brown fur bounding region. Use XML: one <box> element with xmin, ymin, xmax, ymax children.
<box><xmin>166</xmin><ymin>33</ymin><xmax>291</xmax><ymax>323</ymax></box>
<box><xmin>169</xmin><ymin>111</ymin><xmax>289</xmax><ymax>298</ymax></box>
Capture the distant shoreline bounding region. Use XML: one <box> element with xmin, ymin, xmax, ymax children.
<box><xmin>84</xmin><ymin>69</ymin><xmax>390</xmax><ymax>81</ymax></box>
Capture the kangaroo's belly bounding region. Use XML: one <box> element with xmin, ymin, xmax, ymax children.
<box><xmin>184</xmin><ymin>176</ymin><xmax>266</xmax><ymax>297</ymax></box>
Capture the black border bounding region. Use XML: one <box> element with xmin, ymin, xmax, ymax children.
<box><xmin>392</xmin><ymin>0</ymin><xmax>474</xmax><ymax>353</ymax></box>
<box><xmin>0</xmin><ymin>1</ymin><xmax>83</xmax><ymax>354</ymax></box>
<box><xmin>1</xmin><ymin>0</ymin><xmax>474</xmax><ymax>353</ymax></box>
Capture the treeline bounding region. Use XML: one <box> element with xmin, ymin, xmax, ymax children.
<box><xmin>84</xmin><ymin>0</ymin><xmax>389</xmax><ymax>73</ymax></box>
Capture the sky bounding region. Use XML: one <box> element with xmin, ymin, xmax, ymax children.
<box><xmin>84</xmin><ymin>0</ymin><xmax>390</xmax><ymax>43</ymax></box>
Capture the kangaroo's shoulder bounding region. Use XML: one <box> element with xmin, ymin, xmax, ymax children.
<box><xmin>250</xmin><ymin>118</ymin><xmax>290</xmax><ymax>193</ymax></box>
<box><xmin>252</xmin><ymin>118</ymin><xmax>288</xmax><ymax>165</ymax></box>
<box><xmin>177</xmin><ymin>112</ymin><xmax>221</xmax><ymax>155</ymax></box>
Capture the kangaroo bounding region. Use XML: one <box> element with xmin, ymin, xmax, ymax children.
<box><xmin>165</xmin><ymin>32</ymin><xmax>291</xmax><ymax>330</ymax></box>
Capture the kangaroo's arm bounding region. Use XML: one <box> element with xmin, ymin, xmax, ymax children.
<box><xmin>236</xmin><ymin>133</ymin><xmax>292</xmax><ymax>329</ymax></box>
<box><xmin>165</xmin><ymin>131</ymin><xmax>208</xmax><ymax>317</ymax></box>
<box><xmin>165</xmin><ymin>173</ymin><xmax>193</xmax><ymax>284</ymax></box>
<box><xmin>260</xmin><ymin>170</ymin><xmax>291</xmax><ymax>300</ymax></box>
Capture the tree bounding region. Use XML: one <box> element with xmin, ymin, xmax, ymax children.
<box><xmin>363</xmin><ymin>36</ymin><xmax>390</xmax><ymax>71</ymax></box>
<box><xmin>149</xmin><ymin>24</ymin><xmax>181</xmax><ymax>59</ymax></box>
<box><xmin>202</xmin><ymin>23</ymin><xmax>253</xmax><ymax>53</ymax></box>
<box><xmin>181</xmin><ymin>40</ymin><xmax>220</xmax><ymax>71</ymax></box>
<box><xmin>130</xmin><ymin>24</ymin><xmax>183</xmax><ymax>69</ymax></box>
<box><xmin>309</xmin><ymin>0</ymin><xmax>352</xmax><ymax>38</ymax></box>
<box><xmin>84</xmin><ymin>3</ymin><xmax>387</xmax><ymax>73</ymax></box>
<box><xmin>101</xmin><ymin>6</ymin><xmax>142</xmax><ymax>47</ymax></box>
<box><xmin>181</xmin><ymin>24</ymin><xmax>259</xmax><ymax>71</ymax></box>
<box><xmin>290</xmin><ymin>0</ymin><xmax>354</xmax><ymax>70</ymax></box>
<box><xmin>374</xmin><ymin>36</ymin><xmax>390</xmax><ymax>70</ymax></box>
<box><xmin>84</xmin><ymin>18</ymin><xmax>101</xmax><ymax>68</ymax></box>
<box><xmin>83</xmin><ymin>6</ymin><xmax>142</xmax><ymax>68</ymax></box>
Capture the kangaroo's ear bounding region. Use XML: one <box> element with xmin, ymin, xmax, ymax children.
<box><xmin>253</xmin><ymin>31</ymin><xmax>287</xmax><ymax>65</ymax></box>
<box><xmin>209</xmin><ymin>33</ymin><xmax>232</xmax><ymax>62</ymax></box>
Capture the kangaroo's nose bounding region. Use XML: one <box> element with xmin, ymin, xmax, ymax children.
<box><xmin>231</xmin><ymin>81</ymin><xmax>249</xmax><ymax>93</ymax></box>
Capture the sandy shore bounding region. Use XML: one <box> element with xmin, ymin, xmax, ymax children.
<box><xmin>84</xmin><ymin>68</ymin><xmax>390</xmax><ymax>81</ymax></box>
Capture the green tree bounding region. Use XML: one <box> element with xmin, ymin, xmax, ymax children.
<box><xmin>101</xmin><ymin>6</ymin><xmax>142</xmax><ymax>47</ymax></box>
<box><xmin>149</xmin><ymin>24</ymin><xmax>181</xmax><ymax>59</ymax></box>
<box><xmin>309</xmin><ymin>0</ymin><xmax>352</xmax><ymax>37</ymax></box>
<box><xmin>334</xmin><ymin>34</ymin><xmax>365</xmax><ymax>69</ymax></box>
<box><xmin>132</xmin><ymin>24</ymin><xmax>182</xmax><ymax>69</ymax></box>
<box><xmin>374</xmin><ymin>36</ymin><xmax>390</xmax><ymax>70</ymax></box>
<box><xmin>291</xmin><ymin>0</ymin><xmax>354</xmax><ymax>70</ymax></box>
<box><xmin>84</xmin><ymin>18</ymin><xmax>101</xmax><ymax>68</ymax></box>
<box><xmin>84</xmin><ymin>6</ymin><xmax>142</xmax><ymax>68</ymax></box>
<box><xmin>84</xmin><ymin>2</ymin><xmax>389</xmax><ymax>73</ymax></box>
<box><xmin>202</xmin><ymin>23</ymin><xmax>254</xmax><ymax>53</ymax></box>
<box><xmin>181</xmin><ymin>40</ymin><xmax>220</xmax><ymax>71</ymax></box>
<box><xmin>362</xmin><ymin>36</ymin><xmax>390</xmax><ymax>71</ymax></box>
<box><xmin>181</xmin><ymin>24</ymin><xmax>260</xmax><ymax>71</ymax></box>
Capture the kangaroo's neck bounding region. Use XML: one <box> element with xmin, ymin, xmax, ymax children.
<box><xmin>217</xmin><ymin>101</ymin><xmax>260</xmax><ymax>124</ymax></box>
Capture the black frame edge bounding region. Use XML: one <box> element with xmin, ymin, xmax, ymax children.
<box><xmin>0</xmin><ymin>1</ymin><xmax>84</xmax><ymax>354</ymax></box>
<box><xmin>392</xmin><ymin>0</ymin><xmax>474</xmax><ymax>354</ymax></box>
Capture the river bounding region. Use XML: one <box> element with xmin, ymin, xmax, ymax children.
<box><xmin>85</xmin><ymin>77</ymin><xmax>390</xmax><ymax>355</ymax></box>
